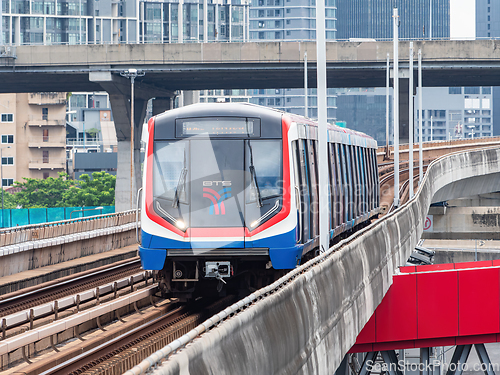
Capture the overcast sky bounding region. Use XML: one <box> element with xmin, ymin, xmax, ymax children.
<box><xmin>450</xmin><ymin>0</ymin><xmax>476</xmax><ymax>39</ymax></box>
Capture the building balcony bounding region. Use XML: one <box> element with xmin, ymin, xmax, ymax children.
<box><xmin>28</xmin><ymin>137</ymin><xmax>67</xmax><ymax>148</ymax></box>
<box><xmin>27</xmin><ymin>119</ymin><xmax>66</xmax><ymax>127</ymax></box>
<box><xmin>29</xmin><ymin>159</ymin><xmax>66</xmax><ymax>170</ymax></box>
<box><xmin>28</xmin><ymin>93</ymin><xmax>67</xmax><ymax>106</ymax></box>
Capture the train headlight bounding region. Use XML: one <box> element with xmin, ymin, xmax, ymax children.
<box><xmin>175</xmin><ymin>220</ymin><xmax>186</xmax><ymax>229</ymax></box>
<box><xmin>250</xmin><ymin>220</ymin><xmax>259</xmax><ymax>228</ymax></box>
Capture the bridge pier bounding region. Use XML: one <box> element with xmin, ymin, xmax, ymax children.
<box><xmin>109</xmin><ymin>94</ymin><xmax>148</xmax><ymax>211</ymax></box>
<box><xmin>89</xmin><ymin>71</ymin><xmax>175</xmax><ymax>211</ymax></box>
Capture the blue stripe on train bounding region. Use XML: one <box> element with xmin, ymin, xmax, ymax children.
<box><xmin>140</xmin><ymin>229</ymin><xmax>303</xmax><ymax>270</ymax></box>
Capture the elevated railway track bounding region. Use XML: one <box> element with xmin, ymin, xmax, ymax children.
<box><xmin>1</xmin><ymin>137</ymin><xmax>499</xmax><ymax>374</ymax></box>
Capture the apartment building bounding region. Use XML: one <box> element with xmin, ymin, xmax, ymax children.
<box><xmin>0</xmin><ymin>92</ymin><xmax>66</xmax><ymax>187</ymax></box>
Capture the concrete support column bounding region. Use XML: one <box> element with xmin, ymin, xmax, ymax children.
<box><xmin>108</xmin><ymin>94</ymin><xmax>148</xmax><ymax>212</ymax></box>
<box><xmin>183</xmin><ymin>91</ymin><xmax>199</xmax><ymax>106</ymax></box>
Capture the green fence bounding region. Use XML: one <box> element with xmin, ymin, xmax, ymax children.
<box><xmin>0</xmin><ymin>206</ymin><xmax>115</xmax><ymax>228</ymax></box>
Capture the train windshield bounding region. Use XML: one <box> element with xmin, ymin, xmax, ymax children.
<box><xmin>245</xmin><ymin>140</ymin><xmax>282</xmax><ymax>203</ymax></box>
<box><xmin>151</xmin><ymin>133</ymin><xmax>282</xmax><ymax>231</ymax></box>
<box><xmin>153</xmin><ymin>141</ymin><xmax>189</xmax><ymax>203</ymax></box>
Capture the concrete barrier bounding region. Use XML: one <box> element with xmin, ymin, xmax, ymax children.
<box><xmin>0</xmin><ymin>211</ymin><xmax>138</xmax><ymax>277</ymax></box>
<box><xmin>149</xmin><ymin>146</ymin><xmax>500</xmax><ymax>375</ymax></box>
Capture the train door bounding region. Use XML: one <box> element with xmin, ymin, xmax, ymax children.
<box><xmin>189</xmin><ymin>138</ymin><xmax>245</xmax><ymax>247</ymax></box>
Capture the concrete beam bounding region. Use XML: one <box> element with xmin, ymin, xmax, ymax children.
<box><xmin>149</xmin><ymin>147</ymin><xmax>500</xmax><ymax>375</ymax></box>
<box><xmin>7</xmin><ymin>41</ymin><xmax>500</xmax><ymax>93</ymax></box>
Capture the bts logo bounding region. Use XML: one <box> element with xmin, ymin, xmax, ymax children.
<box><xmin>203</xmin><ymin>186</ymin><xmax>232</xmax><ymax>215</ymax></box>
<box><xmin>203</xmin><ymin>181</ymin><xmax>232</xmax><ymax>187</ymax></box>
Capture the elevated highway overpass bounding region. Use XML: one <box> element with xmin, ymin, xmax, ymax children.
<box><xmin>4</xmin><ymin>40</ymin><xmax>500</xmax><ymax>92</ymax></box>
<box><xmin>2</xmin><ymin>39</ymin><xmax>500</xmax><ymax>210</ymax></box>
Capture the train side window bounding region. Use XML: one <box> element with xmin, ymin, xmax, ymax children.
<box><xmin>340</xmin><ymin>144</ymin><xmax>349</xmax><ymax>223</ymax></box>
<box><xmin>359</xmin><ymin>147</ymin><xmax>367</xmax><ymax>214</ymax></box>
<box><xmin>365</xmin><ymin>148</ymin><xmax>372</xmax><ymax>211</ymax></box>
<box><xmin>298</xmin><ymin>139</ymin><xmax>311</xmax><ymax>241</ymax></box>
<box><xmin>328</xmin><ymin>143</ymin><xmax>336</xmax><ymax>230</ymax></box>
<box><xmin>335</xmin><ymin>143</ymin><xmax>344</xmax><ymax>225</ymax></box>
<box><xmin>353</xmin><ymin>146</ymin><xmax>360</xmax><ymax>218</ymax></box>
<box><xmin>373</xmin><ymin>149</ymin><xmax>380</xmax><ymax>207</ymax></box>
<box><xmin>307</xmin><ymin>139</ymin><xmax>319</xmax><ymax>238</ymax></box>
<box><xmin>370</xmin><ymin>149</ymin><xmax>377</xmax><ymax>210</ymax></box>
<box><xmin>343</xmin><ymin>144</ymin><xmax>353</xmax><ymax>222</ymax></box>
<box><xmin>333</xmin><ymin>144</ymin><xmax>342</xmax><ymax>227</ymax></box>
<box><xmin>348</xmin><ymin>145</ymin><xmax>356</xmax><ymax>221</ymax></box>
<box><xmin>368</xmin><ymin>148</ymin><xmax>375</xmax><ymax>210</ymax></box>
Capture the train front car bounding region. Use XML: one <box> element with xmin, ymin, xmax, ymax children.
<box><xmin>139</xmin><ymin>103</ymin><xmax>298</xmax><ymax>299</ymax></box>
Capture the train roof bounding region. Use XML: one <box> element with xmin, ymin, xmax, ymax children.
<box><xmin>153</xmin><ymin>102</ymin><xmax>376</xmax><ymax>144</ymax></box>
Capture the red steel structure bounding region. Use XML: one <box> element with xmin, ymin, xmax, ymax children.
<box><xmin>350</xmin><ymin>260</ymin><xmax>500</xmax><ymax>353</ymax></box>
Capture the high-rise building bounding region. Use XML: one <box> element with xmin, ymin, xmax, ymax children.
<box><xmin>1</xmin><ymin>0</ymin><xmax>249</xmax><ymax>45</ymax></box>
<box><xmin>334</xmin><ymin>0</ymin><xmax>495</xmax><ymax>143</ymax></box>
<box><xmin>247</xmin><ymin>0</ymin><xmax>337</xmax><ymax>121</ymax></box>
<box><xmin>337</xmin><ymin>0</ymin><xmax>449</xmax><ymax>40</ymax></box>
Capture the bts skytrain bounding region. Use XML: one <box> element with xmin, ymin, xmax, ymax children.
<box><xmin>139</xmin><ymin>103</ymin><xmax>379</xmax><ymax>298</ymax></box>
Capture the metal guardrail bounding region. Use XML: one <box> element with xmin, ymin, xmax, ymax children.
<box><xmin>0</xmin><ymin>209</ymin><xmax>137</xmax><ymax>248</ymax></box>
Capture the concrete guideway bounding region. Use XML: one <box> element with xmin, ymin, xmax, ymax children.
<box><xmin>126</xmin><ymin>148</ymin><xmax>500</xmax><ymax>374</ymax></box>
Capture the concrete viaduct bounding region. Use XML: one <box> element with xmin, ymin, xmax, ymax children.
<box><xmin>2</xmin><ymin>39</ymin><xmax>500</xmax><ymax>210</ymax></box>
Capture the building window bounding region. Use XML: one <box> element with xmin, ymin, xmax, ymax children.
<box><xmin>1</xmin><ymin>157</ymin><xmax>13</xmax><ymax>165</ymax></box>
<box><xmin>1</xmin><ymin>135</ymin><xmax>13</xmax><ymax>144</ymax></box>
<box><xmin>43</xmin><ymin>172</ymin><xmax>49</xmax><ymax>179</ymax></box>
<box><xmin>1</xmin><ymin>114</ymin><xmax>13</xmax><ymax>122</ymax></box>
<box><xmin>2</xmin><ymin>179</ymin><xmax>13</xmax><ymax>187</ymax></box>
<box><xmin>464</xmin><ymin>87</ymin><xmax>480</xmax><ymax>95</ymax></box>
<box><xmin>43</xmin><ymin>150</ymin><xmax>49</xmax><ymax>163</ymax></box>
<box><xmin>43</xmin><ymin>129</ymin><xmax>49</xmax><ymax>142</ymax></box>
<box><xmin>42</xmin><ymin>108</ymin><xmax>48</xmax><ymax>120</ymax></box>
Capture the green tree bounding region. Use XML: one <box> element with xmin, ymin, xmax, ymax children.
<box><xmin>63</xmin><ymin>172</ymin><xmax>116</xmax><ymax>207</ymax></box>
<box><xmin>6</xmin><ymin>171</ymin><xmax>115</xmax><ymax>208</ymax></box>
<box><xmin>10</xmin><ymin>172</ymin><xmax>76</xmax><ymax>208</ymax></box>
<box><xmin>1</xmin><ymin>190</ymin><xmax>18</xmax><ymax>209</ymax></box>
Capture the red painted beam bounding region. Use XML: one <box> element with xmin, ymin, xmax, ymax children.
<box><xmin>350</xmin><ymin>261</ymin><xmax>500</xmax><ymax>353</ymax></box>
